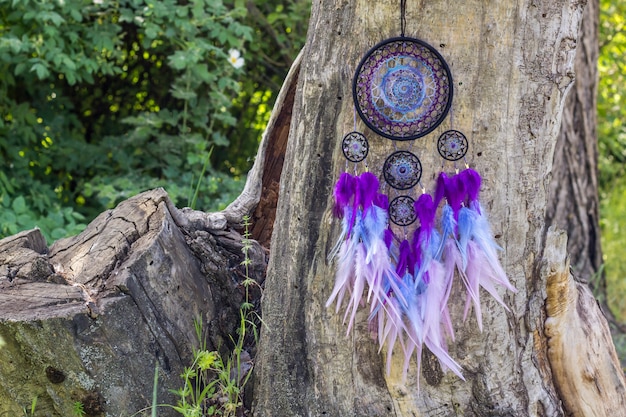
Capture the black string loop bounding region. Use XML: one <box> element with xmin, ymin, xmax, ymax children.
<box><xmin>400</xmin><ymin>0</ymin><xmax>407</xmax><ymax>37</ymax></box>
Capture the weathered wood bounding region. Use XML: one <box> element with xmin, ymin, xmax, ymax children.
<box><xmin>253</xmin><ymin>1</ymin><xmax>626</xmax><ymax>416</ymax></box>
<box><xmin>0</xmin><ymin>189</ymin><xmax>266</xmax><ymax>416</ymax></box>
<box><xmin>544</xmin><ymin>227</ymin><xmax>626</xmax><ymax>417</ymax></box>
<box><xmin>249</xmin><ymin>60</ymin><xmax>300</xmax><ymax>248</ymax></box>
<box><xmin>224</xmin><ymin>50</ymin><xmax>302</xmax><ymax>238</ymax></box>
<box><xmin>547</xmin><ymin>0</ymin><xmax>602</xmax><ymax>285</ymax></box>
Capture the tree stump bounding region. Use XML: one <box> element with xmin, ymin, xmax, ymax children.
<box><xmin>0</xmin><ymin>189</ymin><xmax>266</xmax><ymax>416</ymax></box>
<box><xmin>0</xmin><ymin>45</ymin><xmax>299</xmax><ymax>417</ymax></box>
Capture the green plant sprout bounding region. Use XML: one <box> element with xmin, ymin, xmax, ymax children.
<box><xmin>72</xmin><ymin>401</ymin><xmax>86</xmax><ymax>417</ymax></box>
<box><xmin>129</xmin><ymin>215</ymin><xmax>262</xmax><ymax>416</ymax></box>
<box><xmin>21</xmin><ymin>397</ymin><xmax>37</xmax><ymax>417</ymax></box>
<box><xmin>167</xmin><ymin>214</ymin><xmax>261</xmax><ymax>416</ymax></box>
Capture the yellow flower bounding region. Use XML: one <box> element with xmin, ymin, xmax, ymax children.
<box><xmin>197</xmin><ymin>350</ymin><xmax>218</xmax><ymax>370</ymax></box>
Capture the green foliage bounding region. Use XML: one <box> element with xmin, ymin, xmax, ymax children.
<box><xmin>0</xmin><ymin>194</ymin><xmax>86</xmax><ymax>243</ymax></box>
<box><xmin>217</xmin><ymin>0</ymin><xmax>310</xmax><ymax>174</ymax></box>
<box><xmin>599</xmin><ymin>0</ymin><xmax>626</xmax><ymax>324</ymax></box>
<box><xmin>0</xmin><ymin>0</ymin><xmax>309</xmax><ymax>243</ymax></box>
<box><xmin>1</xmin><ymin>0</ymin><xmax>285</xmax><ymax>242</ymax></box>
<box><xmin>599</xmin><ymin>0</ymin><xmax>626</xmax><ymax>186</ymax></box>
<box><xmin>600</xmin><ymin>176</ymin><xmax>626</xmax><ymax>320</ymax></box>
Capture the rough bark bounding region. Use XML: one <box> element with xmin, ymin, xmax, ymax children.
<box><xmin>253</xmin><ymin>1</ymin><xmax>626</xmax><ymax>416</ymax></box>
<box><xmin>0</xmin><ymin>189</ymin><xmax>267</xmax><ymax>416</ymax></box>
<box><xmin>544</xmin><ymin>227</ymin><xmax>626</xmax><ymax>416</ymax></box>
<box><xmin>546</xmin><ymin>0</ymin><xmax>602</xmax><ymax>286</ymax></box>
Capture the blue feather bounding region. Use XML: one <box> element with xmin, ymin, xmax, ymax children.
<box><xmin>457</xmin><ymin>206</ymin><xmax>474</xmax><ymax>270</ymax></box>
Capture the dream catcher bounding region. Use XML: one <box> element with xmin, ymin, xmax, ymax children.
<box><xmin>326</xmin><ymin>0</ymin><xmax>516</xmax><ymax>383</ymax></box>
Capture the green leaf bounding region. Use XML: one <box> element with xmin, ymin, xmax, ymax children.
<box><xmin>0</xmin><ymin>211</ymin><xmax>17</xmax><ymax>225</ymax></box>
<box><xmin>0</xmin><ymin>172</ymin><xmax>15</xmax><ymax>194</ymax></box>
<box><xmin>40</xmin><ymin>11</ymin><xmax>66</xmax><ymax>26</ymax></box>
<box><xmin>65</xmin><ymin>71</ymin><xmax>77</xmax><ymax>86</ymax></box>
<box><xmin>30</xmin><ymin>63</ymin><xmax>50</xmax><ymax>80</ymax></box>
<box><xmin>171</xmin><ymin>87</ymin><xmax>197</xmax><ymax>100</ymax></box>
<box><xmin>168</xmin><ymin>51</ymin><xmax>189</xmax><ymax>70</ymax></box>
<box><xmin>69</xmin><ymin>8</ymin><xmax>83</xmax><ymax>23</ymax></box>
<box><xmin>12</xmin><ymin>196</ymin><xmax>26</xmax><ymax>214</ymax></box>
<box><xmin>17</xmin><ymin>213</ymin><xmax>34</xmax><ymax>227</ymax></box>
<box><xmin>14</xmin><ymin>62</ymin><xmax>26</xmax><ymax>76</ymax></box>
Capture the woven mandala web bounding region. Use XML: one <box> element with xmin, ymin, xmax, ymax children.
<box><xmin>341</xmin><ymin>132</ymin><xmax>369</xmax><ymax>163</ymax></box>
<box><xmin>437</xmin><ymin>130</ymin><xmax>468</xmax><ymax>161</ymax></box>
<box><xmin>389</xmin><ymin>195</ymin><xmax>416</xmax><ymax>226</ymax></box>
<box><xmin>383</xmin><ymin>150</ymin><xmax>422</xmax><ymax>190</ymax></box>
<box><xmin>353</xmin><ymin>37</ymin><xmax>453</xmax><ymax>140</ymax></box>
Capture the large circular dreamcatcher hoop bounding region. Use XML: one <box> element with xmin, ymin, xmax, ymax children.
<box><xmin>353</xmin><ymin>37</ymin><xmax>453</xmax><ymax>141</ymax></box>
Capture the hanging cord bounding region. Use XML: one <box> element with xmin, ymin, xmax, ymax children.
<box><xmin>400</xmin><ymin>0</ymin><xmax>407</xmax><ymax>37</ymax></box>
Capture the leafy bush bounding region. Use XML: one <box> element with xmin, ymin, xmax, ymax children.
<box><xmin>0</xmin><ymin>0</ymin><xmax>309</xmax><ymax>243</ymax></box>
<box><xmin>1</xmin><ymin>0</ymin><xmax>309</xmax><ymax>242</ymax></box>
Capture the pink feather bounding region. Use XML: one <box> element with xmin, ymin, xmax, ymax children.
<box><xmin>443</xmin><ymin>239</ymin><xmax>482</xmax><ymax>331</ymax></box>
<box><xmin>326</xmin><ymin>239</ymin><xmax>355</xmax><ymax>313</ymax></box>
<box><xmin>343</xmin><ymin>243</ymin><xmax>368</xmax><ymax>333</ymax></box>
<box><xmin>466</xmin><ymin>242</ymin><xmax>514</xmax><ymax>309</ymax></box>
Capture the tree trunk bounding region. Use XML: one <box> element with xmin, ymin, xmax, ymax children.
<box><xmin>546</xmin><ymin>0</ymin><xmax>602</xmax><ymax>287</ymax></box>
<box><xmin>0</xmin><ymin>189</ymin><xmax>267</xmax><ymax>416</ymax></box>
<box><xmin>253</xmin><ymin>1</ymin><xmax>626</xmax><ymax>416</ymax></box>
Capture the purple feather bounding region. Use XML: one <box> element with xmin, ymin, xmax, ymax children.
<box><xmin>357</xmin><ymin>171</ymin><xmax>379</xmax><ymax>214</ymax></box>
<box><xmin>444</xmin><ymin>238</ymin><xmax>482</xmax><ymax>331</ymax></box>
<box><xmin>457</xmin><ymin>206</ymin><xmax>473</xmax><ymax>269</ymax></box>
<box><xmin>397</xmin><ymin>272</ymin><xmax>425</xmax><ymax>381</ymax></box>
<box><xmin>328</xmin><ymin>206</ymin><xmax>351</xmax><ymax>261</ymax></box>
<box><xmin>462</xmin><ymin>168</ymin><xmax>482</xmax><ymax>207</ymax></box>
<box><xmin>422</xmin><ymin>267</ymin><xmax>464</xmax><ymax>379</ymax></box>
<box><xmin>326</xmin><ymin>210</ymin><xmax>363</xmax><ymax>313</ymax></box>
<box><xmin>395</xmin><ymin>239</ymin><xmax>414</xmax><ymax>277</ymax></box>
<box><xmin>466</xmin><ymin>242</ymin><xmax>511</xmax><ymax>310</ymax></box>
<box><xmin>421</xmin><ymin>258</ymin><xmax>455</xmax><ymax>341</ymax></box>
<box><xmin>414</xmin><ymin>193</ymin><xmax>436</xmax><ymax>231</ymax></box>
<box><xmin>445</xmin><ymin>173</ymin><xmax>466</xmax><ymax>219</ymax></box>
<box><xmin>437</xmin><ymin>203</ymin><xmax>457</xmax><ymax>260</ymax></box>
<box><xmin>459</xmin><ymin>168</ymin><xmax>517</xmax><ymax>295</ymax></box>
<box><xmin>384</xmin><ymin>228</ymin><xmax>395</xmax><ymax>249</ymax></box>
<box><xmin>326</xmin><ymin>237</ymin><xmax>355</xmax><ymax>313</ymax></box>
<box><xmin>343</xmin><ymin>243</ymin><xmax>368</xmax><ymax>333</ymax></box>
<box><xmin>374</xmin><ymin>193</ymin><xmax>389</xmax><ymax>211</ymax></box>
<box><xmin>434</xmin><ymin>172</ymin><xmax>449</xmax><ymax>207</ymax></box>
<box><xmin>413</xmin><ymin>193</ymin><xmax>439</xmax><ymax>285</ymax></box>
<box><xmin>333</xmin><ymin>172</ymin><xmax>356</xmax><ymax>218</ymax></box>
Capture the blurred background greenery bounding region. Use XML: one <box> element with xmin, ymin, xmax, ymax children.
<box><xmin>599</xmin><ymin>0</ymin><xmax>626</xmax><ymax>324</ymax></box>
<box><xmin>0</xmin><ymin>0</ymin><xmax>309</xmax><ymax>241</ymax></box>
<box><xmin>0</xmin><ymin>0</ymin><xmax>625</xmax><ymax>325</ymax></box>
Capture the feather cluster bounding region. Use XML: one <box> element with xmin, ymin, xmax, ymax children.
<box><xmin>327</xmin><ymin>168</ymin><xmax>516</xmax><ymax>383</ymax></box>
